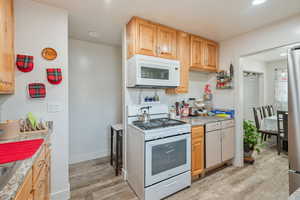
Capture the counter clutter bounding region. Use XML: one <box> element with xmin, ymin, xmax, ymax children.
<box><xmin>0</xmin><ymin>129</ymin><xmax>51</xmax><ymax>200</ymax></box>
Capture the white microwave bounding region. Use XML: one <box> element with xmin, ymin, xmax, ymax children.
<box><xmin>127</xmin><ymin>55</ymin><xmax>180</xmax><ymax>88</ymax></box>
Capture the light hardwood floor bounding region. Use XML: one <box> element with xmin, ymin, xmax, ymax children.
<box><xmin>70</xmin><ymin>146</ymin><xmax>288</xmax><ymax>200</ymax></box>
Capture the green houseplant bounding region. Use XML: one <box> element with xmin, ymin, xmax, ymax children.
<box><xmin>243</xmin><ymin>120</ymin><xmax>262</xmax><ymax>158</ymax></box>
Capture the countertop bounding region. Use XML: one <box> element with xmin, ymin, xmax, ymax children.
<box><xmin>180</xmin><ymin>116</ymin><xmax>233</xmax><ymax>126</ymax></box>
<box><xmin>0</xmin><ymin>130</ymin><xmax>51</xmax><ymax>200</ymax></box>
<box><xmin>289</xmin><ymin>188</ymin><xmax>300</xmax><ymax>200</ymax></box>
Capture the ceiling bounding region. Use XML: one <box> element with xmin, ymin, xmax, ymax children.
<box><xmin>244</xmin><ymin>45</ymin><xmax>293</xmax><ymax>62</ymax></box>
<box><xmin>35</xmin><ymin>0</ymin><xmax>300</xmax><ymax>46</ymax></box>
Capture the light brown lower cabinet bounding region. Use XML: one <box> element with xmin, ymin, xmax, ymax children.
<box><xmin>15</xmin><ymin>143</ymin><xmax>51</xmax><ymax>200</ymax></box>
<box><xmin>191</xmin><ymin>126</ymin><xmax>204</xmax><ymax>177</ymax></box>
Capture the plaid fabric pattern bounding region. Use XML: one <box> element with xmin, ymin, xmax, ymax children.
<box><xmin>28</xmin><ymin>83</ymin><xmax>46</xmax><ymax>98</ymax></box>
<box><xmin>16</xmin><ymin>54</ymin><xmax>34</xmax><ymax>72</ymax></box>
<box><xmin>47</xmin><ymin>68</ymin><xmax>62</xmax><ymax>84</ymax></box>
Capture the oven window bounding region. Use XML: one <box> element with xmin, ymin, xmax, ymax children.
<box><xmin>152</xmin><ymin>139</ymin><xmax>186</xmax><ymax>176</ymax></box>
<box><xmin>141</xmin><ymin>67</ymin><xmax>169</xmax><ymax>80</ymax></box>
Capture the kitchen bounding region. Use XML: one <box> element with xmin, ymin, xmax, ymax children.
<box><xmin>0</xmin><ymin>0</ymin><xmax>300</xmax><ymax>200</ymax></box>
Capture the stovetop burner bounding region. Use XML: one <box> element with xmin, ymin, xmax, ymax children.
<box><xmin>133</xmin><ymin>118</ymin><xmax>186</xmax><ymax>130</ymax></box>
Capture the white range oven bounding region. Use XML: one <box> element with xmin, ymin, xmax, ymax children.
<box><xmin>127</xmin><ymin>54</ymin><xmax>180</xmax><ymax>88</ymax></box>
<box><xmin>127</xmin><ymin>105</ymin><xmax>191</xmax><ymax>200</ymax></box>
<box><xmin>144</xmin><ymin>128</ymin><xmax>191</xmax><ymax>187</ymax></box>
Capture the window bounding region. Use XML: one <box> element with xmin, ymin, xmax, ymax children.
<box><xmin>274</xmin><ymin>68</ymin><xmax>288</xmax><ymax>111</ymax></box>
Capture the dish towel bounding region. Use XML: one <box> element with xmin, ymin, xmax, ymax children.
<box><xmin>0</xmin><ymin>139</ymin><xmax>44</xmax><ymax>164</ymax></box>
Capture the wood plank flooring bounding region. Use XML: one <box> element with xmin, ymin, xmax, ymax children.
<box><xmin>69</xmin><ymin>146</ymin><xmax>288</xmax><ymax>200</ymax></box>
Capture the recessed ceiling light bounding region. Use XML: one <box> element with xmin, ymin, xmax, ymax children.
<box><xmin>280</xmin><ymin>52</ymin><xmax>287</xmax><ymax>57</ymax></box>
<box><xmin>88</xmin><ymin>31</ymin><xmax>99</xmax><ymax>38</ymax></box>
<box><xmin>252</xmin><ymin>0</ymin><xmax>267</xmax><ymax>6</ymax></box>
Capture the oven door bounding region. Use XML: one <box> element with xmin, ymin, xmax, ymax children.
<box><xmin>136</xmin><ymin>62</ymin><xmax>179</xmax><ymax>87</ymax></box>
<box><xmin>145</xmin><ymin>133</ymin><xmax>191</xmax><ymax>187</ymax></box>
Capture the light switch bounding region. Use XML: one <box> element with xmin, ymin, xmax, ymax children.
<box><xmin>47</xmin><ymin>102</ymin><xmax>62</xmax><ymax>113</ymax></box>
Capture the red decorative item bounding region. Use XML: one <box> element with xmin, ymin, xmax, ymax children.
<box><xmin>28</xmin><ymin>83</ymin><xmax>46</xmax><ymax>98</ymax></box>
<box><xmin>16</xmin><ymin>54</ymin><xmax>34</xmax><ymax>72</ymax></box>
<box><xmin>47</xmin><ymin>68</ymin><xmax>62</xmax><ymax>85</ymax></box>
<box><xmin>0</xmin><ymin>139</ymin><xmax>44</xmax><ymax>164</ymax></box>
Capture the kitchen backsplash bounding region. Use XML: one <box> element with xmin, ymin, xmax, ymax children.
<box><xmin>127</xmin><ymin>71</ymin><xmax>216</xmax><ymax>107</ymax></box>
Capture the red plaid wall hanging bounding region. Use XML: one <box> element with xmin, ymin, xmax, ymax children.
<box><xmin>28</xmin><ymin>83</ymin><xmax>46</xmax><ymax>98</ymax></box>
<box><xmin>16</xmin><ymin>54</ymin><xmax>34</xmax><ymax>72</ymax></box>
<box><xmin>47</xmin><ymin>68</ymin><xmax>62</xmax><ymax>85</ymax></box>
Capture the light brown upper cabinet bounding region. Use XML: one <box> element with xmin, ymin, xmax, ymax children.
<box><xmin>0</xmin><ymin>0</ymin><xmax>15</xmax><ymax>94</ymax></box>
<box><xmin>127</xmin><ymin>17</ymin><xmax>176</xmax><ymax>60</ymax></box>
<box><xmin>156</xmin><ymin>25</ymin><xmax>177</xmax><ymax>59</ymax></box>
<box><xmin>204</xmin><ymin>40</ymin><xmax>219</xmax><ymax>71</ymax></box>
<box><xmin>190</xmin><ymin>35</ymin><xmax>219</xmax><ymax>72</ymax></box>
<box><xmin>190</xmin><ymin>35</ymin><xmax>206</xmax><ymax>71</ymax></box>
<box><xmin>166</xmin><ymin>31</ymin><xmax>190</xmax><ymax>94</ymax></box>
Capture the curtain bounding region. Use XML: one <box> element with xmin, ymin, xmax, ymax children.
<box><xmin>274</xmin><ymin>68</ymin><xmax>288</xmax><ymax>111</ymax></box>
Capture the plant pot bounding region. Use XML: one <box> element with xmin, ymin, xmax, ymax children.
<box><xmin>244</xmin><ymin>143</ymin><xmax>254</xmax><ymax>158</ymax></box>
<box><xmin>244</xmin><ymin>150</ymin><xmax>253</xmax><ymax>158</ymax></box>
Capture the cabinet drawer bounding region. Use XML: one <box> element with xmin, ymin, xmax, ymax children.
<box><xmin>206</xmin><ymin>122</ymin><xmax>221</xmax><ymax>132</ymax></box>
<box><xmin>191</xmin><ymin>126</ymin><xmax>204</xmax><ymax>139</ymax></box>
<box><xmin>33</xmin><ymin>146</ymin><xmax>45</xmax><ymax>184</ymax></box>
<box><xmin>221</xmin><ymin>120</ymin><xmax>235</xmax><ymax>129</ymax></box>
<box><xmin>15</xmin><ymin>169</ymin><xmax>33</xmax><ymax>200</ymax></box>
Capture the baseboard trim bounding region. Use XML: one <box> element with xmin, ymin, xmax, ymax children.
<box><xmin>69</xmin><ymin>149</ymin><xmax>109</xmax><ymax>164</ymax></box>
<box><xmin>51</xmin><ymin>185</ymin><xmax>70</xmax><ymax>200</ymax></box>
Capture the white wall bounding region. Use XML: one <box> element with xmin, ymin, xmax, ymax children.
<box><xmin>219</xmin><ymin>14</ymin><xmax>300</xmax><ymax>167</ymax></box>
<box><xmin>69</xmin><ymin>39</ymin><xmax>122</xmax><ymax>164</ymax></box>
<box><xmin>0</xmin><ymin>1</ymin><xmax>69</xmax><ymax>199</ymax></box>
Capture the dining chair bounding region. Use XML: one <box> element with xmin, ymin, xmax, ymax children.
<box><xmin>267</xmin><ymin>105</ymin><xmax>272</xmax><ymax>116</ymax></box>
<box><xmin>253</xmin><ymin>107</ymin><xmax>279</xmax><ymax>143</ymax></box>
<box><xmin>261</xmin><ymin>106</ymin><xmax>268</xmax><ymax>118</ymax></box>
<box><xmin>277</xmin><ymin>111</ymin><xmax>288</xmax><ymax>155</ymax></box>
<box><xmin>270</xmin><ymin>105</ymin><xmax>275</xmax><ymax>116</ymax></box>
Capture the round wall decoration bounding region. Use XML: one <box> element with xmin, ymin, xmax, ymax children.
<box><xmin>41</xmin><ymin>48</ymin><xmax>57</xmax><ymax>60</ymax></box>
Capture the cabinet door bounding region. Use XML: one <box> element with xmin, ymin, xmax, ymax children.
<box><xmin>221</xmin><ymin>127</ymin><xmax>235</xmax><ymax>162</ymax></box>
<box><xmin>204</xmin><ymin>41</ymin><xmax>218</xmax><ymax>72</ymax></box>
<box><xmin>135</xmin><ymin>18</ymin><xmax>157</xmax><ymax>57</ymax></box>
<box><xmin>192</xmin><ymin>140</ymin><xmax>204</xmax><ymax>176</ymax></box>
<box><xmin>166</xmin><ymin>31</ymin><xmax>189</xmax><ymax>94</ymax></box>
<box><xmin>157</xmin><ymin>25</ymin><xmax>176</xmax><ymax>59</ymax></box>
<box><xmin>205</xmin><ymin>130</ymin><xmax>222</xmax><ymax>168</ymax></box>
<box><xmin>190</xmin><ymin>35</ymin><xmax>205</xmax><ymax>71</ymax></box>
<box><xmin>15</xmin><ymin>169</ymin><xmax>33</xmax><ymax>200</ymax></box>
<box><xmin>0</xmin><ymin>0</ymin><xmax>15</xmax><ymax>94</ymax></box>
<box><xmin>33</xmin><ymin>167</ymin><xmax>47</xmax><ymax>200</ymax></box>
<box><xmin>191</xmin><ymin>126</ymin><xmax>204</xmax><ymax>176</ymax></box>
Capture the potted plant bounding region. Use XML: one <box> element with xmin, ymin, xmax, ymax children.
<box><xmin>243</xmin><ymin>120</ymin><xmax>262</xmax><ymax>159</ymax></box>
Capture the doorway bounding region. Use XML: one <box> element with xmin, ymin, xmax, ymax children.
<box><xmin>243</xmin><ymin>71</ymin><xmax>263</xmax><ymax>121</ymax></box>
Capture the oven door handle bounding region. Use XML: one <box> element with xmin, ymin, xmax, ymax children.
<box><xmin>165</xmin><ymin>149</ymin><xmax>175</xmax><ymax>154</ymax></box>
